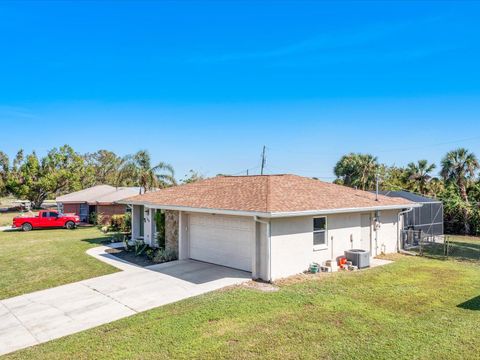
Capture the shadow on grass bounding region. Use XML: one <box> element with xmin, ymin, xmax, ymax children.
<box><xmin>457</xmin><ymin>295</ymin><xmax>480</xmax><ymax>311</ymax></box>
<box><xmin>81</xmin><ymin>237</ymin><xmax>115</xmax><ymax>245</ymax></box>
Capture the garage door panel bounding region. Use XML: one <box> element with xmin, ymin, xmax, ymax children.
<box><xmin>189</xmin><ymin>214</ymin><xmax>253</xmax><ymax>272</ymax></box>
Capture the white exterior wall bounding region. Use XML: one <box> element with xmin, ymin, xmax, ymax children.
<box><xmin>131</xmin><ymin>205</ymin><xmax>141</xmax><ymax>239</ymax></box>
<box><xmin>253</xmin><ymin>221</ymin><xmax>269</xmax><ymax>280</ymax></box>
<box><xmin>143</xmin><ymin>207</ymin><xmax>155</xmax><ymax>246</ymax></box>
<box><xmin>373</xmin><ymin>210</ymin><xmax>399</xmax><ymax>255</ymax></box>
<box><xmin>269</xmin><ymin>210</ymin><xmax>400</xmax><ymax>280</ymax></box>
<box><xmin>178</xmin><ymin>211</ymin><xmax>189</xmax><ymax>260</ymax></box>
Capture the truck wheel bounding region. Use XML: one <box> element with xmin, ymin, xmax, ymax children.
<box><xmin>65</xmin><ymin>221</ymin><xmax>76</xmax><ymax>230</ymax></box>
<box><xmin>22</xmin><ymin>223</ymin><xmax>33</xmax><ymax>232</ymax></box>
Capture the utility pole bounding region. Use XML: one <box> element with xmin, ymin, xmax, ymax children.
<box><xmin>260</xmin><ymin>145</ymin><xmax>266</xmax><ymax>175</ymax></box>
<box><xmin>375</xmin><ymin>173</ymin><xmax>379</xmax><ymax>201</ymax></box>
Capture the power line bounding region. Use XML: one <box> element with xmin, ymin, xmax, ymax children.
<box><xmin>230</xmin><ymin>165</ymin><xmax>260</xmax><ymax>176</ymax></box>
<box><xmin>266</xmin><ymin>135</ymin><xmax>480</xmax><ymax>158</ymax></box>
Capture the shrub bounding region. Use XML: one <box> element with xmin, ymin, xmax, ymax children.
<box><xmin>89</xmin><ymin>211</ymin><xmax>98</xmax><ymax>225</ymax></box>
<box><xmin>108</xmin><ymin>213</ymin><xmax>131</xmax><ymax>233</ymax></box>
<box><xmin>152</xmin><ymin>248</ymin><xmax>178</xmax><ymax>264</ymax></box>
<box><xmin>111</xmin><ymin>232</ymin><xmax>126</xmax><ymax>243</ymax></box>
<box><xmin>145</xmin><ymin>247</ymin><xmax>155</xmax><ymax>260</ymax></box>
<box><xmin>90</xmin><ymin>212</ymin><xmax>106</xmax><ymax>227</ymax></box>
<box><xmin>123</xmin><ymin>212</ymin><xmax>131</xmax><ymax>232</ymax></box>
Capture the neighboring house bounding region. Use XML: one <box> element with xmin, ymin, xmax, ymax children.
<box><xmin>120</xmin><ymin>174</ymin><xmax>419</xmax><ymax>281</ymax></box>
<box><xmin>376</xmin><ymin>191</ymin><xmax>444</xmax><ymax>237</ymax></box>
<box><xmin>56</xmin><ymin>185</ymin><xmax>141</xmax><ymax>223</ymax></box>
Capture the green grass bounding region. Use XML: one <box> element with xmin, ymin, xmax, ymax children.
<box><xmin>5</xmin><ymin>255</ymin><xmax>480</xmax><ymax>360</ymax></box>
<box><xmin>0</xmin><ymin>227</ymin><xmax>119</xmax><ymax>299</ymax></box>
<box><xmin>0</xmin><ymin>212</ymin><xmax>23</xmax><ymax>227</ymax></box>
<box><xmin>411</xmin><ymin>234</ymin><xmax>480</xmax><ymax>261</ymax></box>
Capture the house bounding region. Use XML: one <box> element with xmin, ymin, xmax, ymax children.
<box><xmin>376</xmin><ymin>190</ymin><xmax>444</xmax><ymax>237</ymax></box>
<box><xmin>120</xmin><ymin>174</ymin><xmax>420</xmax><ymax>281</ymax></box>
<box><xmin>56</xmin><ymin>185</ymin><xmax>141</xmax><ymax>223</ymax></box>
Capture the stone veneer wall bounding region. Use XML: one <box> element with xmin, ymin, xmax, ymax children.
<box><xmin>165</xmin><ymin>210</ymin><xmax>179</xmax><ymax>253</ymax></box>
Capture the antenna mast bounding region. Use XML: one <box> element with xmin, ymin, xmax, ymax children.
<box><xmin>260</xmin><ymin>146</ymin><xmax>266</xmax><ymax>175</ymax></box>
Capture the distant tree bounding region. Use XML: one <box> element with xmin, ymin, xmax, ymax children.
<box><xmin>118</xmin><ymin>150</ymin><xmax>176</xmax><ymax>193</ymax></box>
<box><xmin>405</xmin><ymin>160</ymin><xmax>437</xmax><ymax>195</ymax></box>
<box><xmin>381</xmin><ymin>166</ymin><xmax>408</xmax><ymax>192</ymax></box>
<box><xmin>181</xmin><ymin>170</ymin><xmax>205</xmax><ymax>184</ymax></box>
<box><xmin>0</xmin><ymin>151</ymin><xmax>9</xmax><ymax>196</ymax></box>
<box><xmin>12</xmin><ymin>149</ymin><xmax>24</xmax><ymax>171</ymax></box>
<box><xmin>86</xmin><ymin>150</ymin><xmax>123</xmax><ymax>186</ymax></box>
<box><xmin>428</xmin><ymin>178</ymin><xmax>445</xmax><ymax>197</ymax></box>
<box><xmin>439</xmin><ymin>183</ymin><xmax>470</xmax><ymax>234</ymax></box>
<box><xmin>441</xmin><ymin>148</ymin><xmax>479</xmax><ymax>234</ymax></box>
<box><xmin>333</xmin><ymin>153</ymin><xmax>379</xmax><ymax>191</ymax></box>
<box><xmin>7</xmin><ymin>145</ymin><xmax>88</xmax><ymax>208</ymax></box>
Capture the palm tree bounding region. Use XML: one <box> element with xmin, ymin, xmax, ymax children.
<box><xmin>405</xmin><ymin>160</ymin><xmax>436</xmax><ymax>195</ymax></box>
<box><xmin>441</xmin><ymin>148</ymin><xmax>479</xmax><ymax>234</ymax></box>
<box><xmin>118</xmin><ymin>150</ymin><xmax>176</xmax><ymax>193</ymax></box>
<box><xmin>334</xmin><ymin>153</ymin><xmax>378</xmax><ymax>191</ymax></box>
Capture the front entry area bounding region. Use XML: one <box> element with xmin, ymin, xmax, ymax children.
<box><xmin>188</xmin><ymin>213</ymin><xmax>254</xmax><ymax>272</ymax></box>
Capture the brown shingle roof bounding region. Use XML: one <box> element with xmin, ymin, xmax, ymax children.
<box><xmin>123</xmin><ymin>174</ymin><xmax>414</xmax><ymax>214</ymax></box>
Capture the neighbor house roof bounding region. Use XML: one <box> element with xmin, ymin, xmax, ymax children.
<box><xmin>121</xmin><ymin>174</ymin><xmax>418</xmax><ymax>217</ymax></box>
<box><xmin>56</xmin><ymin>185</ymin><xmax>142</xmax><ymax>205</ymax></box>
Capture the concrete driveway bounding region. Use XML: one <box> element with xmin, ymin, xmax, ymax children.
<box><xmin>0</xmin><ymin>244</ymin><xmax>250</xmax><ymax>356</ymax></box>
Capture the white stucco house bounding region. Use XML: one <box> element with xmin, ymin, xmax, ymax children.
<box><xmin>120</xmin><ymin>174</ymin><xmax>420</xmax><ymax>281</ymax></box>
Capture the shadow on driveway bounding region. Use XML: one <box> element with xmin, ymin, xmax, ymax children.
<box><xmin>146</xmin><ymin>260</ymin><xmax>251</xmax><ymax>285</ymax></box>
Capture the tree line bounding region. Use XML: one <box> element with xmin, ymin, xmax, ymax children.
<box><xmin>333</xmin><ymin>148</ymin><xmax>480</xmax><ymax>235</ymax></box>
<box><xmin>0</xmin><ymin>145</ymin><xmax>478</xmax><ymax>235</ymax></box>
<box><xmin>0</xmin><ymin>145</ymin><xmax>201</xmax><ymax>209</ymax></box>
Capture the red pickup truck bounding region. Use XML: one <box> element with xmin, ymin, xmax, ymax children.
<box><xmin>12</xmin><ymin>210</ymin><xmax>81</xmax><ymax>231</ymax></box>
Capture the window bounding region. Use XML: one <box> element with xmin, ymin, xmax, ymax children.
<box><xmin>42</xmin><ymin>212</ymin><xmax>57</xmax><ymax>218</ymax></box>
<box><xmin>313</xmin><ymin>217</ymin><xmax>327</xmax><ymax>250</ymax></box>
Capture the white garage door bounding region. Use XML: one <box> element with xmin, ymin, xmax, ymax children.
<box><xmin>189</xmin><ymin>213</ymin><xmax>254</xmax><ymax>272</ymax></box>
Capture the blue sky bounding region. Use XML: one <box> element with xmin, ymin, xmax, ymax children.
<box><xmin>1</xmin><ymin>1</ymin><xmax>480</xmax><ymax>180</ymax></box>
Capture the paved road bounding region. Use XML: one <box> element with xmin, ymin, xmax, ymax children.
<box><xmin>0</xmin><ymin>244</ymin><xmax>250</xmax><ymax>356</ymax></box>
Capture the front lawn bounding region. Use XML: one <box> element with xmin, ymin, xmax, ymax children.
<box><xmin>0</xmin><ymin>227</ymin><xmax>119</xmax><ymax>299</ymax></box>
<box><xmin>5</xmin><ymin>255</ymin><xmax>480</xmax><ymax>359</ymax></box>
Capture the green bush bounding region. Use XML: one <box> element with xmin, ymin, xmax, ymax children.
<box><xmin>145</xmin><ymin>247</ymin><xmax>155</xmax><ymax>260</ymax></box>
<box><xmin>89</xmin><ymin>211</ymin><xmax>98</xmax><ymax>225</ymax></box>
<box><xmin>152</xmin><ymin>248</ymin><xmax>177</xmax><ymax>264</ymax></box>
<box><xmin>108</xmin><ymin>213</ymin><xmax>131</xmax><ymax>233</ymax></box>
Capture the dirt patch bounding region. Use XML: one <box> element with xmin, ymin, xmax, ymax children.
<box><xmin>243</xmin><ymin>281</ymin><xmax>279</xmax><ymax>292</ymax></box>
<box><xmin>274</xmin><ymin>271</ymin><xmax>331</xmax><ymax>286</ymax></box>
<box><xmin>105</xmin><ymin>248</ymin><xmax>154</xmax><ymax>267</ymax></box>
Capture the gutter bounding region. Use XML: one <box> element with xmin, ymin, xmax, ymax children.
<box><xmin>254</xmin><ymin>216</ymin><xmax>271</xmax><ymax>282</ymax></box>
<box><xmin>118</xmin><ymin>201</ymin><xmax>421</xmax><ymax>219</ymax></box>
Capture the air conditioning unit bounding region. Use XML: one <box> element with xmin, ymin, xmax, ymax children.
<box><xmin>344</xmin><ymin>249</ymin><xmax>370</xmax><ymax>269</ymax></box>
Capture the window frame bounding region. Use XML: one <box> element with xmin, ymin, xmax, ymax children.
<box><xmin>313</xmin><ymin>216</ymin><xmax>328</xmax><ymax>251</ymax></box>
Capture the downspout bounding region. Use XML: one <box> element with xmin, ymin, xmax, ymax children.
<box><xmin>254</xmin><ymin>216</ymin><xmax>271</xmax><ymax>282</ymax></box>
<box><xmin>397</xmin><ymin>207</ymin><xmax>413</xmax><ymax>253</ymax></box>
